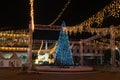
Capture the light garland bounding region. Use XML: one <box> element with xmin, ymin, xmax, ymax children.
<box><xmin>35</xmin><ymin>40</ymin><xmax>43</xmax><ymax>64</ymax></box>
<box><xmin>0</xmin><ymin>47</ymin><xmax>27</xmax><ymax>51</ymax></box>
<box><xmin>49</xmin><ymin>42</ymin><xmax>57</xmax><ymax>54</ymax></box>
<box><xmin>37</xmin><ymin>40</ymin><xmax>43</xmax><ymax>54</ymax></box>
<box><xmin>0</xmin><ymin>29</ymin><xmax>28</xmax><ymax>34</ymax></box>
<box><xmin>30</xmin><ymin>0</ymin><xmax>35</xmax><ymax>32</ymax></box>
<box><xmin>48</xmin><ymin>0</ymin><xmax>71</xmax><ymax>26</ymax></box>
<box><xmin>0</xmin><ymin>33</ymin><xmax>29</xmax><ymax>38</ymax></box>
<box><xmin>64</xmin><ymin>0</ymin><xmax>120</xmax><ymax>33</ymax></box>
<box><xmin>85</xmin><ymin>40</ymin><xmax>120</xmax><ymax>49</ymax></box>
<box><xmin>36</xmin><ymin>41</ymin><xmax>57</xmax><ymax>54</ymax></box>
<box><xmin>105</xmin><ymin>0</ymin><xmax>120</xmax><ymax>18</ymax></box>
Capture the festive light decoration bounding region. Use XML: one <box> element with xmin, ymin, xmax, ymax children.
<box><xmin>54</xmin><ymin>30</ymin><xmax>74</xmax><ymax>66</ymax></box>
<box><xmin>37</xmin><ymin>40</ymin><xmax>43</xmax><ymax>54</ymax></box>
<box><xmin>0</xmin><ymin>0</ymin><xmax>119</xmax><ymax>64</ymax></box>
<box><xmin>49</xmin><ymin>0</ymin><xmax>71</xmax><ymax>26</ymax></box>
<box><xmin>0</xmin><ymin>40</ymin><xmax>28</xmax><ymax>47</ymax></box>
<box><xmin>48</xmin><ymin>42</ymin><xmax>57</xmax><ymax>64</ymax></box>
<box><xmin>49</xmin><ymin>42</ymin><xmax>57</xmax><ymax>54</ymax></box>
<box><xmin>54</xmin><ymin>21</ymin><xmax>74</xmax><ymax>66</ymax></box>
<box><xmin>63</xmin><ymin>26</ymin><xmax>120</xmax><ymax>48</ymax></box>
<box><xmin>35</xmin><ymin>40</ymin><xmax>43</xmax><ymax>64</ymax></box>
<box><xmin>105</xmin><ymin>0</ymin><xmax>120</xmax><ymax>18</ymax></box>
<box><xmin>64</xmin><ymin>0</ymin><xmax>120</xmax><ymax>33</ymax></box>
<box><xmin>30</xmin><ymin>0</ymin><xmax>35</xmax><ymax>31</ymax></box>
<box><xmin>0</xmin><ymin>47</ymin><xmax>27</xmax><ymax>51</ymax></box>
<box><xmin>0</xmin><ymin>33</ymin><xmax>29</xmax><ymax>38</ymax></box>
<box><xmin>0</xmin><ymin>29</ymin><xmax>28</xmax><ymax>34</ymax></box>
<box><xmin>35</xmin><ymin>41</ymin><xmax>57</xmax><ymax>64</ymax></box>
<box><xmin>86</xmin><ymin>40</ymin><xmax>120</xmax><ymax>50</ymax></box>
<box><xmin>0</xmin><ymin>30</ymin><xmax>29</xmax><ymax>47</ymax></box>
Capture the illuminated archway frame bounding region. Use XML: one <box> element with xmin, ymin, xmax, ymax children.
<box><xmin>63</xmin><ymin>25</ymin><xmax>118</xmax><ymax>66</ymax></box>
<box><xmin>63</xmin><ymin>0</ymin><xmax>120</xmax><ymax>32</ymax></box>
<box><xmin>27</xmin><ymin>0</ymin><xmax>120</xmax><ymax>70</ymax></box>
<box><xmin>63</xmin><ymin>0</ymin><xmax>120</xmax><ymax>49</ymax></box>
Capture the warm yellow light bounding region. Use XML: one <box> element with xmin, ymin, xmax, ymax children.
<box><xmin>49</xmin><ymin>0</ymin><xmax>71</xmax><ymax>26</ymax></box>
<box><xmin>30</xmin><ymin>0</ymin><xmax>34</xmax><ymax>32</ymax></box>
<box><xmin>65</xmin><ymin>0</ymin><xmax>120</xmax><ymax>34</ymax></box>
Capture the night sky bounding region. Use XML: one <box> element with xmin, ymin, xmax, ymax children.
<box><xmin>0</xmin><ymin>0</ymin><xmax>114</xmax><ymax>30</ymax></box>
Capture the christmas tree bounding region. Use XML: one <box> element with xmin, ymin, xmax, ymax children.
<box><xmin>54</xmin><ymin>21</ymin><xmax>74</xmax><ymax>66</ymax></box>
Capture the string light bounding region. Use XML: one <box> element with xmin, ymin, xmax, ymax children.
<box><xmin>0</xmin><ymin>30</ymin><xmax>29</xmax><ymax>38</ymax></box>
<box><xmin>49</xmin><ymin>42</ymin><xmax>57</xmax><ymax>54</ymax></box>
<box><xmin>30</xmin><ymin>0</ymin><xmax>35</xmax><ymax>32</ymax></box>
<box><xmin>35</xmin><ymin>41</ymin><xmax>57</xmax><ymax>64</ymax></box>
<box><xmin>49</xmin><ymin>0</ymin><xmax>71</xmax><ymax>26</ymax></box>
<box><xmin>64</xmin><ymin>0</ymin><xmax>120</xmax><ymax>33</ymax></box>
<box><xmin>85</xmin><ymin>39</ymin><xmax>120</xmax><ymax>49</ymax></box>
<box><xmin>0</xmin><ymin>33</ymin><xmax>29</xmax><ymax>38</ymax></box>
<box><xmin>0</xmin><ymin>47</ymin><xmax>27</xmax><ymax>51</ymax></box>
<box><xmin>37</xmin><ymin>40</ymin><xmax>43</xmax><ymax>54</ymax></box>
<box><xmin>1</xmin><ymin>0</ymin><xmax>119</xmax><ymax>53</ymax></box>
<box><xmin>35</xmin><ymin>40</ymin><xmax>43</xmax><ymax>64</ymax></box>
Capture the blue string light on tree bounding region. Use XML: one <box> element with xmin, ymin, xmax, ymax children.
<box><xmin>54</xmin><ymin>21</ymin><xmax>74</xmax><ymax>66</ymax></box>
